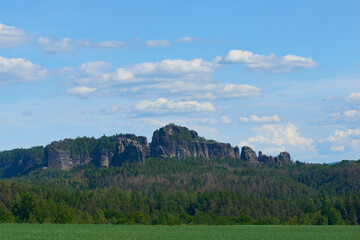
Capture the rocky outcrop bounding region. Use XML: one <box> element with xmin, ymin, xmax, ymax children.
<box><xmin>41</xmin><ymin>124</ymin><xmax>293</xmax><ymax>171</ymax></box>
<box><xmin>239</xmin><ymin>148</ymin><xmax>292</xmax><ymax>166</ymax></box>
<box><xmin>112</xmin><ymin>135</ymin><xmax>150</xmax><ymax>166</ymax></box>
<box><xmin>99</xmin><ymin>149</ymin><xmax>111</xmax><ymax>168</ymax></box>
<box><xmin>46</xmin><ymin>135</ymin><xmax>150</xmax><ymax>170</ymax></box>
<box><xmin>150</xmin><ymin>124</ymin><xmax>238</xmax><ymax>160</ymax></box>
<box><xmin>276</xmin><ymin>151</ymin><xmax>292</xmax><ymax>165</ymax></box>
<box><xmin>46</xmin><ymin>140</ymin><xmax>91</xmax><ymax>171</ymax></box>
<box><xmin>240</xmin><ymin>146</ymin><xmax>257</xmax><ymax>162</ymax></box>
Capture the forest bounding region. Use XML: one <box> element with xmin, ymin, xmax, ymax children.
<box><xmin>0</xmin><ymin>153</ymin><xmax>359</xmax><ymax>225</ymax></box>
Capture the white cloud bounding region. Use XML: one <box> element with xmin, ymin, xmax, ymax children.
<box><xmin>114</xmin><ymin>68</ymin><xmax>134</xmax><ymax>81</ymax></box>
<box><xmin>0</xmin><ymin>56</ymin><xmax>47</xmax><ymax>84</ymax></box>
<box><xmin>327</xmin><ymin>129</ymin><xmax>360</xmax><ymax>152</ymax></box>
<box><xmin>69</xmin><ymin>58</ymin><xmax>261</xmax><ymax>100</ymax></box>
<box><xmin>75</xmin><ymin>61</ymin><xmax>112</xmax><ymax>84</ymax></box>
<box><xmin>204</xmin><ymin>115</ymin><xmax>231</xmax><ymax>124</ymax></box>
<box><xmin>347</xmin><ymin>92</ymin><xmax>360</xmax><ymax>101</ymax></box>
<box><xmin>323</xmin><ymin>92</ymin><xmax>360</xmax><ymax>124</ymax></box>
<box><xmin>132</xmin><ymin>58</ymin><xmax>215</xmax><ymax>76</ymax></box>
<box><xmin>38</xmin><ymin>37</ymin><xmax>73</xmax><ymax>52</ymax></box>
<box><xmin>134</xmin><ymin>98</ymin><xmax>216</xmax><ymax>114</ymax></box>
<box><xmin>239</xmin><ymin>123</ymin><xmax>314</xmax><ymax>152</ymax></box>
<box><xmin>124</xmin><ymin>82</ymin><xmax>261</xmax><ymax>100</ymax></box>
<box><xmin>146</xmin><ymin>39</ymin><xmax>171</xmax><ymax>47</ymax></box>
<box><xmin>331</xmin><ymin>146</ymin><xmax>344</xmax><ymax>152</ymax></box>
<box><xmin>98</xmin><ymin>40</ymin><xmax>126</xmax><ymax>48</ymax></box>
<box><xmin>218</xmin><ymin>49</ymin><xmax>318</xmax><ymax>73</ymax></box>
<box><xmin>201</xmin><ymin>83</ymin><xmax>261</xmax><ymax>100</ymax></box>
<box><xmin>67</xmin><ymin>86</ymin><xmax>96</xmax><ymax>96</ymax></box>
<box><xmin>327</xmin><ymin>129</ymin><xmax>360</xmax><ymax>142</ymax></box>
<box><xmin>221</xmin><ymin>115</ymin><xmax>231</xmax><ymax>124</ymax></box>
<box><xmin>344</xmin><ymin>110</ymin><xmax>357</xmax><ymax>117</ymax></box>
<box><xmin>176</xmin><ymin>37</ymin><xmax>199</xmax><ymax>43</ymax></box>
<box><xmin>0</xmin><ymin>23</ymin><xmax>31</xmax><ymax>49</ymax></box>
<box><xmin>74</xmin><ymin>61</ymin><xmax>134</xmax><ymax>85</ymax></box>
<box><xmin>239</xmin><ymin>114</ymin><xmax>280</xmax><ymax>123</ymax></box>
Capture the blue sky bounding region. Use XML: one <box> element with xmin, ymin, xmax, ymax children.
<box><xmin>0</xmin><ymin>0</ymin><xmax>359</xmax><ymax>163</ymax></box>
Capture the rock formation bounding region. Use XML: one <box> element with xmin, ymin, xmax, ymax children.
<box><xmin>46</xmin><ymin>140</ymin><xmax>91</xmax><ymax>171</ymax></box>
<box><xmin>112</xmin><ymin>135</ymin><xmax>150</xmax><ymax>166</ymax></box>
<box><xmin>46</xmin><ymin>135</ymin><xmax>150</xmax><ymax>170</ymax></box>
<box><xmin>150</xmin><ymin>124</ymin><xmax>238</xmax><ymax>160</ymax></box>
<box><xmin>240</xmin><ymin>146</ymin><xmax>257</xmax><ymax>162</ymax></box>
<box><xmin>38</xmin><ymin>124</ymin><xmax>293</xmax><ymax>171</ymax></box>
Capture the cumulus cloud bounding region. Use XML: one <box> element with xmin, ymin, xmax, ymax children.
<box><xmin>146</xmin><ymin>39</ymin><xmax>171</xmax><ymax>47</ymax></box>
<box><xmin>327</xmin><ymin>128</ymin><xmax>360</xmax><ymax>152</ymax></box>
<box><xmin>218</xmin><ymin>49</ymin><xmax>318</xmax><ymax>73</ymax></box>
<box><xmin>322</xmin><ymin>92</ymin><xmax>360</xmax><ymax>124</ymax></box>
<box><xmin>239</xmin><ymin>123</ymin><xmax>314</xmax><ymax>153</ymax></box>
<box><xmin>73</xmin><ymin>61</ymin><xmax>134</xmax><ymax>85</ymax></box>
<box><xmin>67</xmin><ymin>86</ymin><xmax>96</xmax><ymax>96</ymax></box>
<box><xmin>98</xmin><ymin>40</ymin><xmax>126</xmax><ymax>48</ymax></box>
<box><xmin>239</xmin><ymin>114</ymin><xmax>280</xmax><ymax>124</ymax></box>
<box><xmin>0</xmin><ymin>23</ymin><xmax>31</xmax><ymax>49</ymax></box>
<box><xmin>69</xmin><ymin>57</ymin><xmax>261</xmax><ymax>100</ymax></box>
<box><xmin>327</xmin><ymin>129</ymin><xmax>360</xmax><ymax>143</ymax></box>
<box><xmin>134</xmin><ymin>98</ymin><xmax>216</xmax><ymax>114</ymax></box>
<box><xmin>176</xmin><ymin>36</ymin><xmax>199</xmax><ymax>43</ymax></box>
<box><xmin>38</xmin><ymin>37</ymin><xmax>73</xmax><ymax>52</ymax></box>
<box><xmin>132</xmin><ymin>58</ymin><xmax>215</xmax><ymax>77</ymax></box>
<box><xmin>0</xmin><ymin>56</ymin><xmax>47</xmax><ymax>84</ymax></box>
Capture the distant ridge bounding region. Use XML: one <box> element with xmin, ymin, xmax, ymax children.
<box><xmin>0</xmin><ymin>124</ymin><xmax>292</xmax><ymax>177</ymax></box>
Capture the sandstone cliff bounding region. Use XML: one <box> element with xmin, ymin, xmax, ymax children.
<box><xmin>45</xmin><ymin>134</ymin><xmax>149</xmax><ymax>170</ymax></box>
<box><xmin>40</xmin><ymin>124</ymin><xmax>293</xmax><ymax>171</ymax></box>
<box><xmin>150</xmin><ymin>124</ymin><xmax>239</xmax><ymax>160</ymax></box>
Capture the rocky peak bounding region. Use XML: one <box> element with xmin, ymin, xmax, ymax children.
<box><xmin>112</xmin><ymin>135</ymin><xmax>149</xmax><ymax>166</ymax></box>
<box><xmin>46</xmin><ymin>140</ymin><xmax>91</xmax><ymax>171</ymax></box>
<box><xmin>240</xmin><ymin>146</ymin><xmax>258</xmax><ymax>162</ymax></box>
<box><xmin>151</xmin><ymin>124</ymin><xmax>238</xmax><ymax>159</ymax></box>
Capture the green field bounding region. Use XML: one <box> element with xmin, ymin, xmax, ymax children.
<box><xmin>0</xmin><ymin>224</ymin><xmax>359</xmax><ymax>240</ymax></box>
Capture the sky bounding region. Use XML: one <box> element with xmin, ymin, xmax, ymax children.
<box><xmin>0</xmin><ymin>0</ymin><xmax>359</xmax><ymax>163</ymax></box>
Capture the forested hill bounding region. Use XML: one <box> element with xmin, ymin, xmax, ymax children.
<box><xmin>0</xmin><ymin>156</ymin><xmax>359</xmax><ymax>225</ymax></box>
<box><xmin>0</xmin><ymin>124</ymin><xmax>360</xmax><ymax>225</ymax></box>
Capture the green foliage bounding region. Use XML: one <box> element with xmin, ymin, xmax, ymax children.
<box><xmin>169</xmin><ymin>132</ymin><xmax>195</xmax><ymax>142</ymax></box>
<box><xmin>0</xmin><ymin>146</ymin><xmax>45</xmax><ymax>177</ymax></box>
<box><xmin>0</xmin><ymin>145</ymin><xmax>360</xmax><ymax>225</ymax></box>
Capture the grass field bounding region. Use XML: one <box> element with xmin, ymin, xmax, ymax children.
<box><xmin>0</xmin><ymin>224</ymin><xmax>359</xmax><ymax>240</ymax></box>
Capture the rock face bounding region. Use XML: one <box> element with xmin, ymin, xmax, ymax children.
<box><xmin>44</xmin><ymin>124</ymin><xmax>292</xmax><ymax>171</ymax></box>
<box><xmin>112</xmin><ymin>135</ymin><xmax>150</xmax><ymax>166</ymax></box>
<box><xmin>150</xmin><ymin>124</ymin><xmax>238</xmax><ymax>160</ymax></box>
<box><xmin>46</xmin><ymin>135</ymin><xmax>150</xmax><ymax>170</ymax></box>
<box><xmin>46</xmin><ymin>140</ymin><xmax>91</xmax><ymax>171</ymax></box>
<box><xmin>239</xmin><ymin>149</ymin><xmax>292</xmax><ymax>166</ymax></box>
<box><xmin>240</xmin><ymin>146</ymin><xmax>257</xmax><ymax>162</ymax></box>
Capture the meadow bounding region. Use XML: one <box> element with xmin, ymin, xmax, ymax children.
<box><xmin>0</xmin><ymin>224</ymin><xmax>359</xmax><ymax>240</ymax></box>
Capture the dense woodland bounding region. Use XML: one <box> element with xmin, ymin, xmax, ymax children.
<box><xmin>0</xmin><ymin>148</ymin><xmax>360</xmax><ymax>225</ymax></box>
